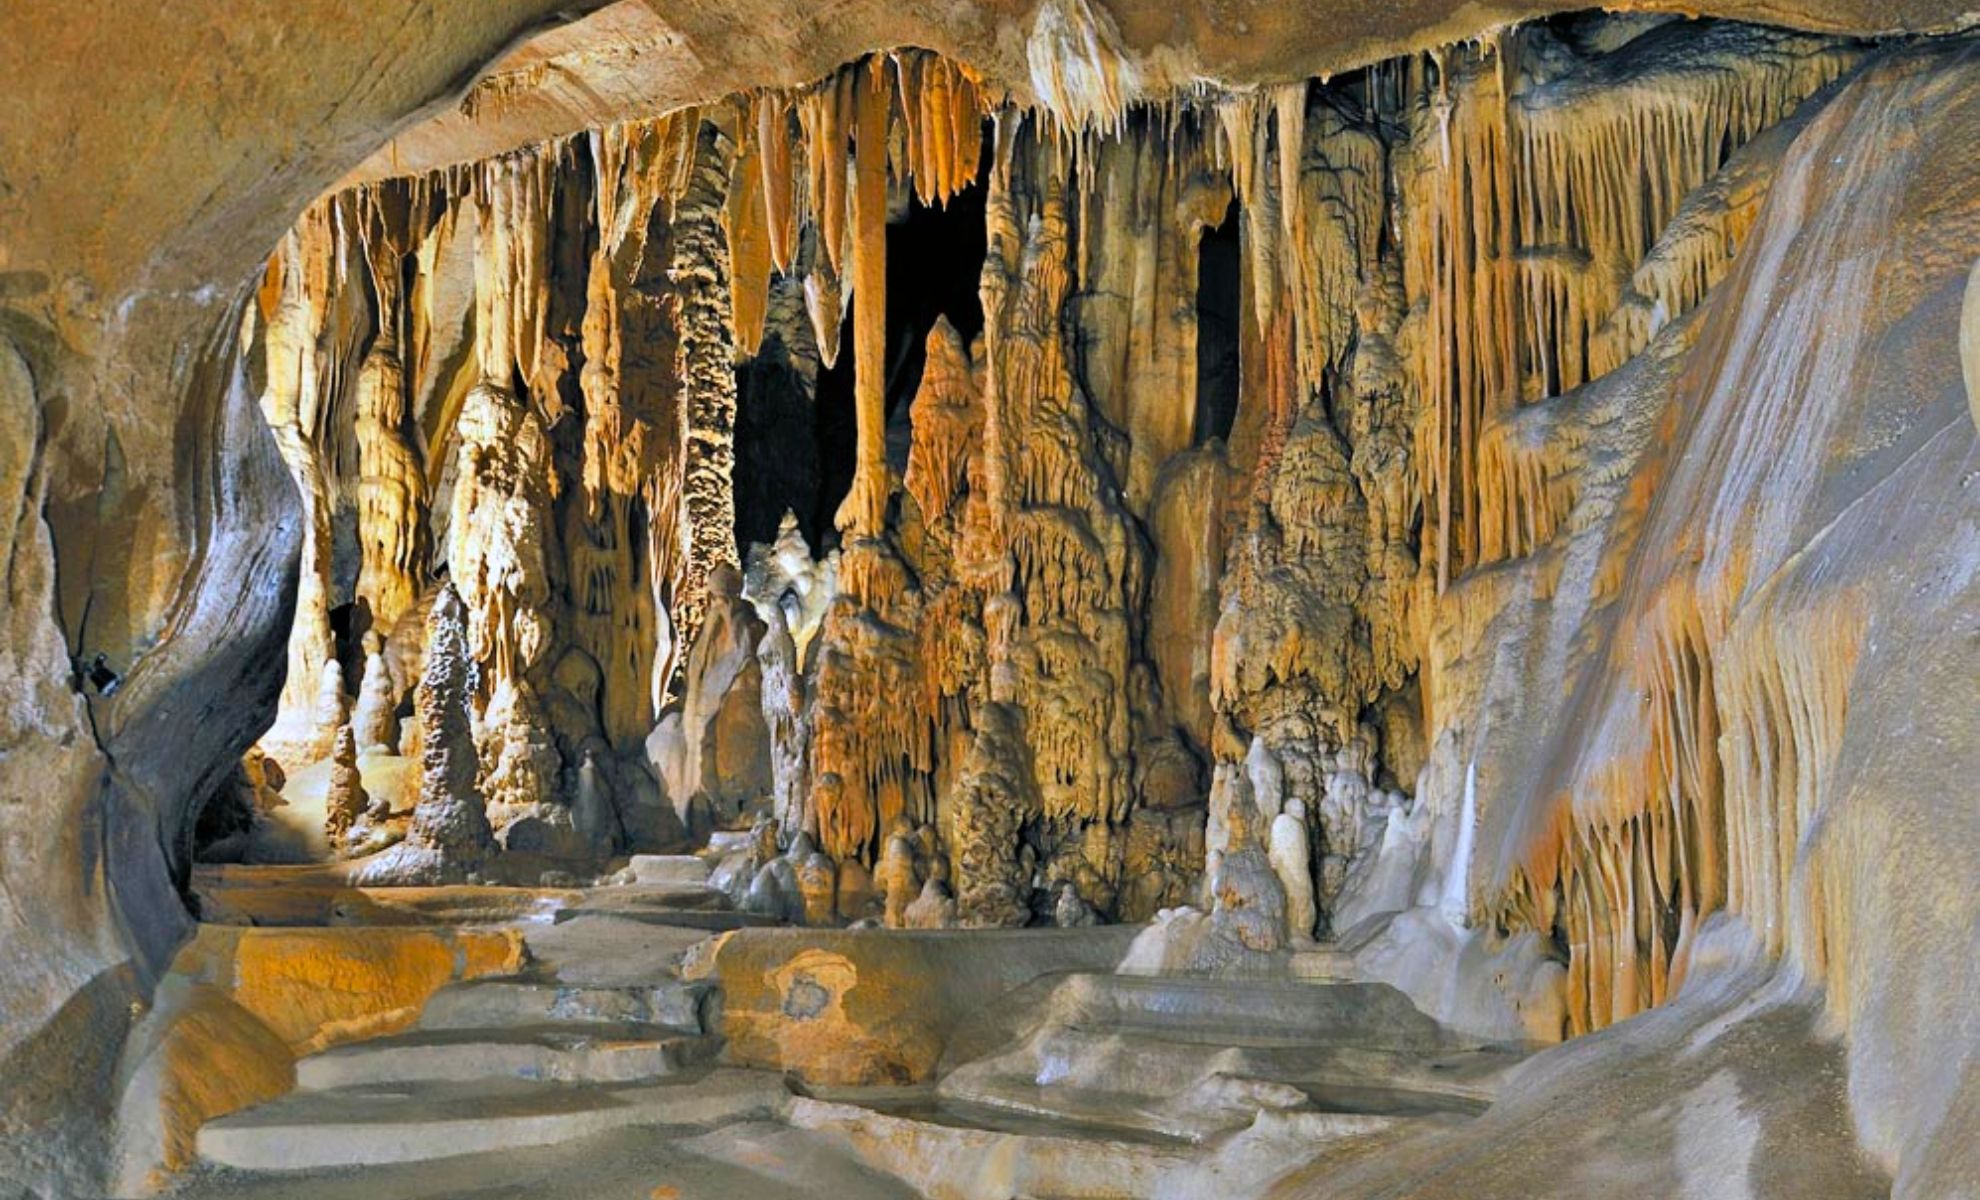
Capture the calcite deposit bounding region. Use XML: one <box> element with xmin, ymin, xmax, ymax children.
<box><xmin>1</xmin><ymin>2</ymin><xmax>1975</xmax><ymax>1198</ymax></box>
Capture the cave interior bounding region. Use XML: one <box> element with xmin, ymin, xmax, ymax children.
<box><xmin>1</xmin><ymin>4</ymin><xmax>1976</xmax><ymax>1198</ymax></box>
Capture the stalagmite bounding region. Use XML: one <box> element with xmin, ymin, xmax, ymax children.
<box><xmin>671</xmin><ymin>564</ymin><xmax>774</xmax><ymax>831</ymax></box>
<box><xmin>350</xmin><ymin>632</ymin><xmax>400</xmax><ymax>753</ymax></box>
<box><xmin>323</xmin><ymin>725</ymin><xmax>368</xmax><ymax>849</ymax></box>
<box><xmin>758</xmin><ymin>605</ymin><xmax>811</xmax><ymax>838</ymax></box>
<box><xmin>357</xmin><ymin>586</ymin><xmax>493</xmax><ymax>885</ymax></box>
<box><xmin>742</xmin><ymin>511</ymin><xmax>838</xmax><ymax>666</ymax></box>
<box><xmin>571</xmin><ymin>748</ymin><xmax>618</xmax><ymax>856</ymax></box>
<box><xmin>796</xmin><ymin>846</ymin><xmax>839</xmax><ymax>926</ymax></box>
<box><xmin>1270</xmin><ymin>798</ymin><xmax>1318</xmax><ymax>943</ymax></box>
<box><xmin>1054</xmin><ymin>881</ymin><xmax>1101</xmax><ymax>927</ymax></box>
<box><xmin>903</xmin><ymin>877</ymin><xmax>960</xmax><ymax>928</ymax></box>
<box><xmin>312</xmin><ymin>660</ymin><xmax>351</xmax><ymax>750</ymax></box>
<box><xmin>878</xmin><ymin>834</ymin><xmax>920</xmax><ymax>927</ymax></box>
<box><xmin>950</xmin><ymin>703</ymin><xmax>1039</xmax><ymax>928</ymax></box>
<box><xmin>1206</xmin><ymin>797</ymin><xmax>1289</xmax><ymax>960</ymax></box>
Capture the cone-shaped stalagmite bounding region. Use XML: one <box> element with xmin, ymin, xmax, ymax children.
<box><xmin>356</xmin><ymin>586</ymin><xmax>492</xmax><ymax>884</ymax></box>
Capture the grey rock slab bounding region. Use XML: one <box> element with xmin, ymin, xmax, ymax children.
<box><xmin>295</xmin><ymin>1025</ymin><xmax>717</xmax><ymax>1090</ymax></box>
<box><xmin>170</xmin><ymin>1120</ymin><xmax>920</xmax><ymax>1199</ymax></box>
<box><xmin>625</xmin><ymin>854</ymin><xmax>712</xmax><ymax>886</ymax></box>
<box><xmin>196</xmin><ymin>1070</ymin><xmax>790</xmax><ymax>1171</ymax></box>
<box><xmin>417</xmin><ymin>978</ymin><xmax>714</xmax><ymax>1034</ymax></box>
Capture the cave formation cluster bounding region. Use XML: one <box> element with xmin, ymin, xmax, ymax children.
<box><xmin>239</xmin><ymin>15</ymin><xmax>1867</xmax><ymax>1031</ymax></box>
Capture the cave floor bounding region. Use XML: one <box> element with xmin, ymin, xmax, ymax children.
<box><xmin>167</xmin><ymin>867</ymin><xmax>1498</xmax><ymax>1198</ymax></box>
<box><xmin>165</xmin><ymin>870</ymin><xmax>1891</xmax><ymax>1200</ymax></box>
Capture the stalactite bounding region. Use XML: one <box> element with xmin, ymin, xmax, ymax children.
<box><xmin>725</xmin><ymin>125</ymin><xmax>772</xmax><ymax>361</ymax></box>
<box><xmin>1474</xmin><ymin>396</ymin><xmax>1582</xmax><ymax>566</ymax></box>
<box><xmin>1584</xmin><ymin>96</ymin><xmax>1811</xmax><ymax>379</ymax></box>
<box><xmin>254</xmin><ymin>19</ymin><xmax>1878</xmax><ymax>979</ymax></box>
<box><xmin>472</xmin><ymin>151</ymin><xmax>560</xmax><ymax>411</ymax></box>
<box><xmin>1510</xmin><ymin>25</ymin><xmax>1856</xmax><ymax>400</ymax></box>
<box><xmin>756</xmin><ymin>94</ymin><xmax>800</xmax><ymax>273</ymax></box>
<box><xmin>1493</xmin><ymin>590</ymin><xmax>1865</xmax><ymax>1034</ymax></box>
<box><xmin>804</xmin><ymin>249</ymin><xmax>847</xmax><ymax>372</ymax></box>
<box><xmin>1401</xmin><ymin>24</ymin><xmax>1860</xmax><ymax>589</ymax></box>
<box><xmin>892</xmin><ymin>51</ymin><xmax>986</xmax><ymax>208</ymax></box>
<box><xmin>799</xmin><ymin>72</ymin><xmax>854</xmax><ymax>277</ymax></box>
<box><xmin>1073</xmin><ymin>111</ymin><xmax>1230</xmax><ymax>515</ymax></box>
<box><xmin>1462</xmin><ymin>31</ymin><xmax>1893</xmax><ymax>1038</ymax></box>
<box><xmin>1024</xmin><ymin>0</ymin><xmax>1140</xmax><ymax>133</ymax></box>
<box><xmin>1399</xmin><ymin>40</ymin><xmax>1519</xmax><ymax>593</ymax></box>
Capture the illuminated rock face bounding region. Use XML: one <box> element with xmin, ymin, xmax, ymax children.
<box><xmin>152</xmin><ymin>17</ymin><xmax>1980</xmax><ymax>982</ymax></box>
<box><xmin>206</xmin><ymin>22</ymin><xmax>1878</xmax><ymax>934</ymax></box>
<box><xmin>2</xmin><ymin>1</ymin><xmax>1977</xmax><ymax>1195</ymax></box>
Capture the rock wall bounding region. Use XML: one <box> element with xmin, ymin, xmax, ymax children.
<box><xmin>0</xmin><ymin>7</ymin><xmax>615</xmax><ymax>1189</ymax></box>
<box><xmin>1446</xmin><ymin>44</ymin><xmax>1980</xmax><ymax>1190</ymax></box>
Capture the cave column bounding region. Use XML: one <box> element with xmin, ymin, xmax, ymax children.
<box><xmin>352</xmin><ymin>187</ymin><xmax>430</xmax><ymax>638</ymax></box>
<box><xmin>257</xmin><ymin>211</ymin><xmax>342</xmax><ymax>766</ymax></box>
<box><xmin>839</xmin><ymin>55</ymin><xmax>893</xmax><ymax>538</ymax></box>
<box><xmin>669</xmin><ymin>120</ymin><xmax>743</xmax><ymax>678</ymax></box>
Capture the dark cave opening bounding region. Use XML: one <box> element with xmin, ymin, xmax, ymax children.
<box><xmin>804</xmin><ymin>318</ymin><xmax>855</xmax><ymax>553</ymax></box>
<box><xmin>1194</xmin><ymin>200</ymin><xmax>1242</xmax><ymax>446</ymax></box>
<box><xmin>738</xmin><ymin>142</ymin><xmax>990</xmax><ymax>557</ymax></box>
<box><xmin>734</xmin><ymin>332</ymin><xmax>825</xmax><ymax>553</ymax></box>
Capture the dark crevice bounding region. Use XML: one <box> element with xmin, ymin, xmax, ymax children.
<box><xmin>1194</xmin><ymin>199</ymin><xmax>1242</xmax><ymax>446</ymax></box>
<box><xmin>743</xmin><ymin>148</ymin><xmax>989</xmax><ymax>556</ymax></box>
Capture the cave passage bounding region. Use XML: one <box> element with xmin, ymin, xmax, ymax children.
<box><xmin>734</xmin><ymin>326</ymin><xmax>824</xmax><ymax>553</ymax></box>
